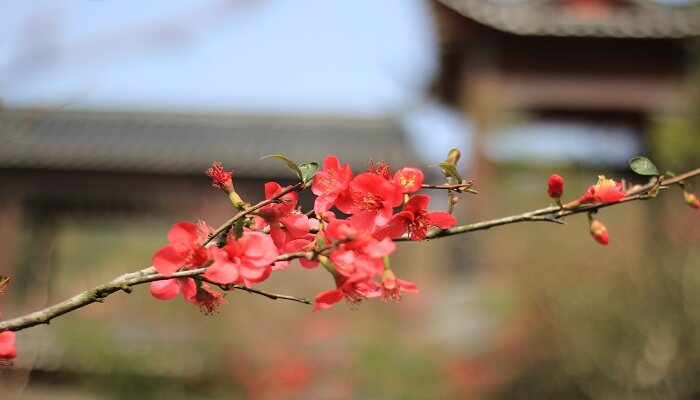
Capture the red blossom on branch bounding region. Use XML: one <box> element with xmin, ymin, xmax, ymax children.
<box><xmin>335</xmin><ymin>172</ymin><xmax>404</xmax><ymax>232</ymax></box>
<box><xmin>311</xmin><ymin>156</ymin><xmax>353</xmax><ymax>215</ymax></box>
<box><xmin>577</xmin><ymin>175</ymin><xmax>627</xmax><ymax>204</ymax></box>
<box><xmin>152</xmin><ymin>222</ymin><xmax>212</xmax><ymax>277</ymax></box>
<box><xmin>313</xmin><ymin>273</ymin><xmax>380</xmax><ymax>312</ymax></box>
<box><xmin>375</xmin><ymin>194</ymin><xmax>456</xmax><ymax>241</ymax></box>
<box><xmin>205</xmin><ymin>162</ymin><xmax>234</xmax><ymax>193</ymax></box>
<box><xmin>204</xmin><ymin>231</ymin><xmax>279</xmax><ymax>287</ymax></box>
<box><xmin>379</xmin><ymin>270</ymin><xmax>419</xmax><ymax>302</ymax></box>
<box><xmin>393</xmin><ymin>167</ymin><xmax>424</xmax><ymax>194</ymax></box>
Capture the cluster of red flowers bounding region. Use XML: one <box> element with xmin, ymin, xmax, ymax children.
<box><xmin>150</xmin><ymin>156</ymin><xmax>457</xmax><ymax>313</ymax></box>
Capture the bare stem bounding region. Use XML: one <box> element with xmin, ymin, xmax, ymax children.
<box><xmin>0</xmin><ymin>251</ymin><xmax>314</xmax><ymax>332</ymax></box>
<box><xmin>203</xmin><ymin>182</ymin><xmax>304</xmax><ymax>247</ymax></box>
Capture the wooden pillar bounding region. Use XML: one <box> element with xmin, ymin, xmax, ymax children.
<box><xmin>0</xmin><ymin>197</ymin><xmax>23</xmax><ymax>277</ymax></box>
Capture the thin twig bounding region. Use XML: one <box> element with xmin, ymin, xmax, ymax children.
<box><xmin>398</xmin><ymin>169</ymin><xmax>700</xmax><ymax>241</ymax></box>
<box><xmin>0</xmin><ymin>244</ymin><xmax>314</xmax><ymax>333</ymax></box>
<box><xmin>193</xmin><ymin>276</ymin><xmax>311</xmax><ymax>304</ymax></box>
<box><xmin>421</xmin><ymin>181</ymin><xmax>478</xmax><ymax>193</ymax></box>
<box><xmin>202</xmin><ymin>183</ymin><xmax>304</xmax><ymax>247</ymax></box>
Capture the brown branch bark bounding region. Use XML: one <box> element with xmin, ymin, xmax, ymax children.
<box><xmin>1</xmin><ymin>168</ymin><xmax>698</xmax><ymax>333</ymax></box>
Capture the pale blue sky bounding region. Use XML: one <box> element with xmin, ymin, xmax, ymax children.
<box><xmin>0</xmin><ymin>0</ymin><xmax>437</xmax><ymax>116</ymax></box>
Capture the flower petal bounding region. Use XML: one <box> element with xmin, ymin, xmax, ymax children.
<box><xmin>313</xmin><ymin>289</ymin><xmax>345</xmax><ymax>312</ymax></box>
<box><xmin>152</xmin><ymin>246</ymin><xmax>184</xmax><ymax>277</ymax></box>
<box><xmin>150</xmin><ymin>279</ymin><xmax>180</xmax><ymax>300</ymax></box>
<box><xmin>427</xmin><ymin>212</ymin><xmax>457</xmax><ymax>229</ymax></box>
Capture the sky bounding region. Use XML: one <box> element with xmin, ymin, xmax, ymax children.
<box><xmin>0</xmin><ymin>0</ymin><xmax>437</xmax><ymax>116</ymax></box>
<box><xmin>0</xmin><ymin>0</ymin><xmax>650</xmax><ymax>167</ymax></box>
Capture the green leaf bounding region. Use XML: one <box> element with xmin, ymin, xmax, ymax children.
<box><xmin>233</xmin><ymin>218</ymin><xmax>246</xmax><ymax>239</ymax></box>
<box><xmin>430</xmin><ymin>162</ymin><xmax>463</xmax><ymax>182</ymax></box>
<box><xmin>298</xmin><ymin>162</ymin><xmax>319</xmax><ymax>185</ymax></box>
<box><xmin>261</xmin><ymin>154</ymin><xmax>302</xmax><ymax>180</ymax></box>
<box><xmin>629</xmin><ymin>156</ymin><xmax>660</xmax><ymax>176</ymax></box>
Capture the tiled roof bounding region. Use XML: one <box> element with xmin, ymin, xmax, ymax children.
<box><xmin>0</xmin><ymin>109</ymin><xmax>414</xmax><ymax>178</ymax></box>
<box><xmin>437</xmin><ymin>0</ymin><xmax>700</xmax><ymax>38</ymax></box>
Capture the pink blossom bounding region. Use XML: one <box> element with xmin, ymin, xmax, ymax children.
<box><xmin>152</xmin><ymin>222</ymin><xmax>212</xmax><ymax>277</ymax></box>
<box><xmin>0</xmin><ymin>331</ymin><xmax>17</xmax><ymax>359</ymax></box>
<box><xmin>205</xmin><ymin>162</ymin><xmax>234</xmax><ymax>193</ymax></box>
<box><xmin>150</xmin><ymin>277</ymin><xmax>197</xmax><ymax>301</ymax></box>
<box><xmin>577</xmin><ymin>175</ymin><xmax>626</xmax><ymax>204</ymax></box>
<box><xmin>375</xmin><ymin>194</ymin><xmax>456</xmax><ymax>240</ymax></box>
<box><xmin>313</xmin><ymin>274</ymin><xmax>380</xmax><ymax>311</ymax></box>
<box><xmin>393</xmin><ymin>167</ymin><xmax>424</xmax><ymax>194</ymax></box>
<box><xmin>335</xmin><ymin>172</ymin><xmax>404</xmax><ymax>232</ymax></box>
<box><xmin>258</xmin><ymin>182</ymin><xmax>313</xmax><ymax>252</ymax></box>
<box><xmin>204</xmin><ymin>231</ymin><xmax>279</xmax><ymax>286</ymax></box>
<box><xmin>311</xmin><ymin>156</ymin><xmax>352</xmax><ymax>214</ymax></box>
<box><xmin>380</xmin><ymin>270</ymin><xmax>419</xmax><ymax>302</ymax></box>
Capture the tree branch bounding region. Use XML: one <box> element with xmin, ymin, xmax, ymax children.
<box><xmin>0</xmin><ymin>250</ymin><xmax>314</xmax><ymax>332</ymax></box>
<box><xmin>1</xmin><ymin>168</ymin><xmax>698</xmax><ymax>332</ymax></box>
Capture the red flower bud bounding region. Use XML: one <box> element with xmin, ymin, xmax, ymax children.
<box><xmin>589</xmin><ymin>219</ymin><xmax>609</xmax><ymax>245</ymax></box>
<box><xmin>547</xmin><ymin>174</ymin><xmax>564</xmax><ymax>199</ymax></box>
<box><xmin>684</xmin><ymin>191</ymin><xmax>700</xmax><ymax>210</ymax></box>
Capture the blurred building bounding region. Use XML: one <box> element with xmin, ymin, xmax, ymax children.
<box><xmin>0</xmin><ymin>108</ymin><xmax>415</xmax><ymax>286</ymax></box>
<box><xmin>432</xmin><ymin>0</ymin><xmax>700</xmax><ymax>172</ymax></box>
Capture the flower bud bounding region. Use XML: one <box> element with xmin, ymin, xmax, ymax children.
<box><xmin>547</xmin><ymin>174</ymin><xmax>564</xmax><ymax>199</ymax></box>
<box><xmin>446</xmin><ymin>148</ymin><xmax>461</xmax><ymax>165</ymax></box>
<box><xmin>589</xmin><ymin>219</ymin><xmax>609</xmax><ymax>245</ymax></box>
<box><xmin>684</xmin><ymin>191</ymin><xmax>700</xmax><ymax>210</ymax></box>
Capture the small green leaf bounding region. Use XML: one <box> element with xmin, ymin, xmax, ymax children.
<box><xmin>261</xmin><ymin>154</ymin><xmax>302</xmax><ymax>180</ymax></box>
<box><xmin>430</xmin><ymin>162</ymin><xmax>463</xmax><ymax>182</ymax></box>
<box><xmin>445</xmin><ymin>148</ymin><xmax>461</xmax><ymax>165</ymax></box>
<box><xmin>315</xmin><ymin>235</ymin><xmax>326</xmax><ymax>249</ymax></box>
<box><xmin>629</xmin><ymin>156</ymin><xmax>660</xmax><ymax>176</ymax></box>
<box><xmin>233</xmin><ymin>218</ymin><xmax>246</xmax><ymax>239</ymax></box>
<box><xmin>298</xmin><ymin>162</ymin><xmax>319</xmax><ymax>185</ymax></box>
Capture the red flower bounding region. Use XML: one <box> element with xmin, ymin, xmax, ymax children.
<box><xmin>313</xmin><ymin>274</ymin><xmax>380</xmax><ymax>312</ymax></box>
<box><xmin>335</xmin><ymin>172</ymin><xmax>404</xmax><ymax>232</ymax></box>
<box><xmin>204</xmin><ymin>231</ymin><xmax>279</xmax><ymax>286</ymax></box>
<box><xmin>206</xmin><ymin>162</ymin><xmax>234</xmax><ymax>193</ymax></box>
<box><xmin>324</xmin><ymin>219</ymin><xmax>397</xmax><ymax>277</ymax></box>
<box><xmin>0</xmin><ymin>331</ymin><xmax>17</xmax><ymax>359</ymax></box>
<box><xmin>192</xmin><ymin>283</ymin><xmax>226</xmax><ymax>315</ymax></box>
<box><xmin>311</xmin><ymin>156</ymin><xmax>352</xmax><ymax>214</ymax></box>
<box><xmin>374</xmin><ymin>194</ymin><xmax>456</xmax><ymax>240</ymax></box>
<box><xmin>367</xmin><ymin>159</ymin><xmax>393</xmax><ymax>180</ymax></box>
<box><xmin>258</xmin><ymin>182</ymin><xmax>313</xmax><ymax>252</ymax></box>
<box><xmin>379</xmin><ymin>270</ymin><xmax>419</xmax><ymax>302</ymax></box>
<box><xmin>152</xmin><ymin>222</ymin><xmax>212</xmax><ymax>277</ymax></box>
<box><xmin>577</xmin><ymin>175</ymin><xmax>626</xmax><ymax>204</ymax></box>
<box><xmin>150</xmin><ymin>278</ymin><xmax>225</xmax><ymax>314</ymax></box>
<box><xmin>393</xmin><ymin>167</ymin><xmax>424</xmax><ymax>194</ymax></box>
<box><xmin>589</xmin><ymin>219</ymin><xmax>609</xmax><ymax>245</ymax></box>
<box><xmin>547</xmin><ymin>174</ymin><xmax>564</xmax><ymax>199</ymax></box>
<box><xmin>150</xmin><ymin>277</ymin><xmax>197</xmax><ymax>301</ymax></box>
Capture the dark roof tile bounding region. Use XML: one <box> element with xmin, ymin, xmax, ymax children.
<box><xmin>0</xmin><ymin>109</ymin><xmax>416</xmax><ymax>178</ymax></box>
